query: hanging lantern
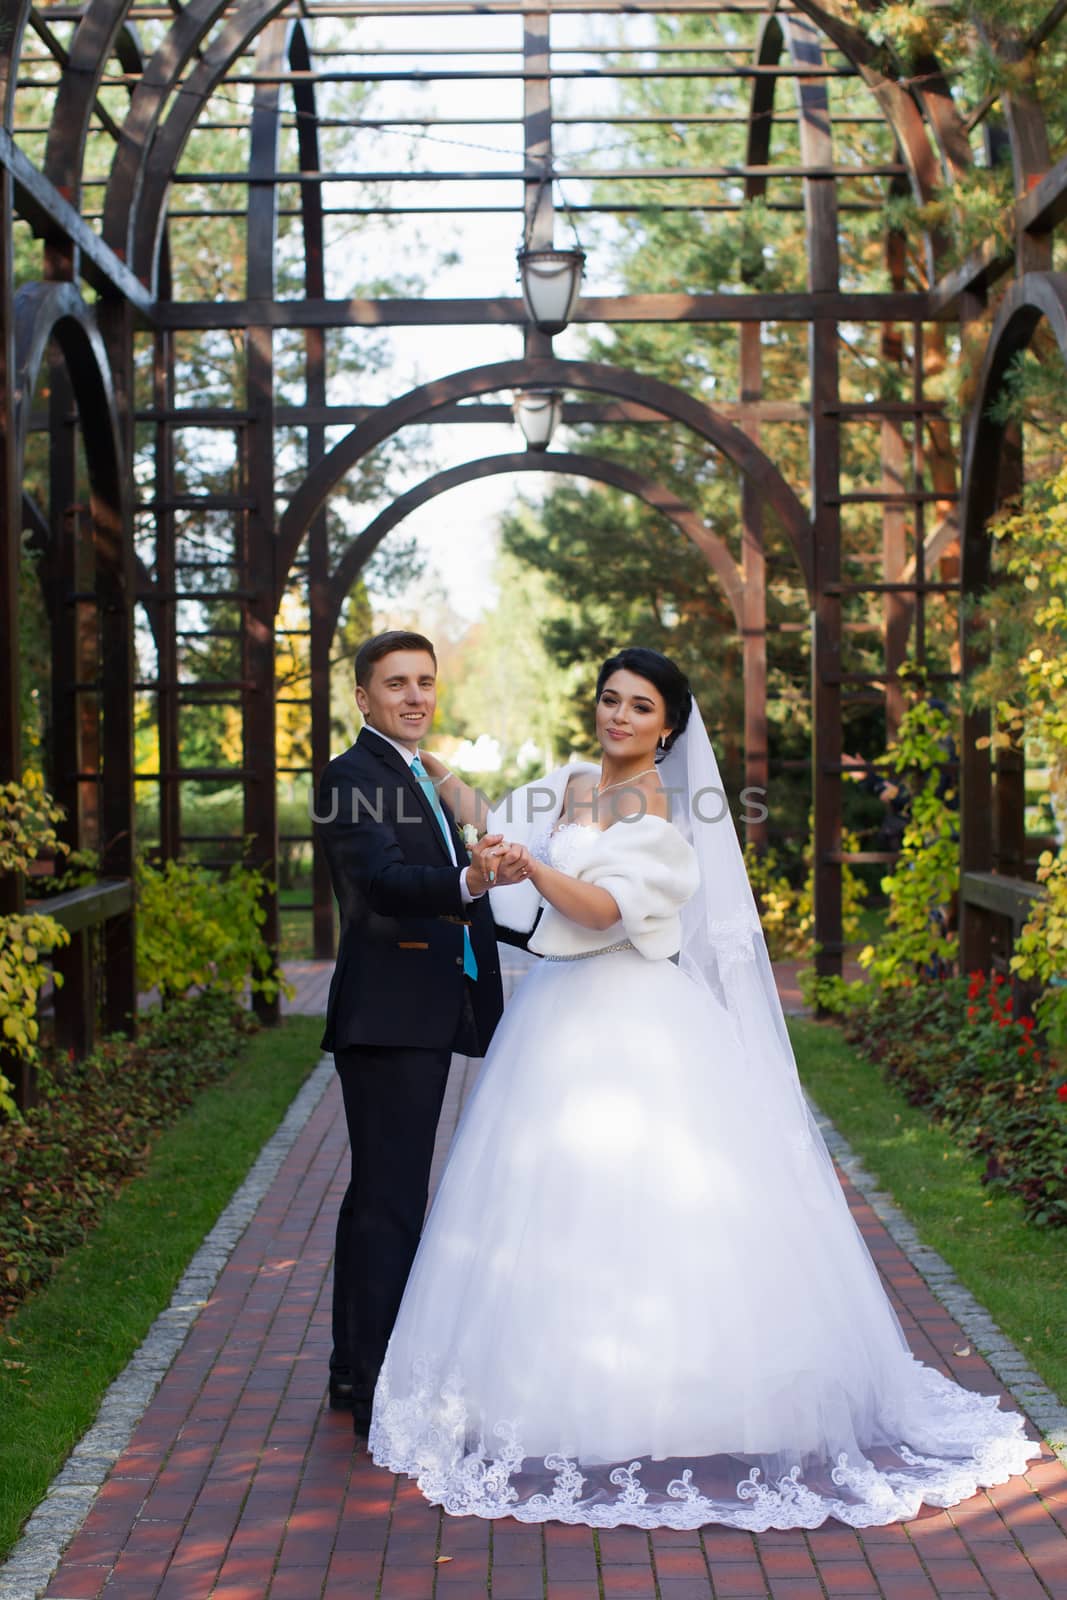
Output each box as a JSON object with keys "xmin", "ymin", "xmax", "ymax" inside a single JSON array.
[
  {"xmin": 512, "ymin": 388, "xmax": 563, "ymax": 451},
  {"xmin": 516, "ymin": 246, "xmax": 585, "ymax": 336}
]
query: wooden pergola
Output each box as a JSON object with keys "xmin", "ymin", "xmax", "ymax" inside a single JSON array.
[{"xmin": 0, "ymin": 0, "xmax": 1061, "ymax": 1094}]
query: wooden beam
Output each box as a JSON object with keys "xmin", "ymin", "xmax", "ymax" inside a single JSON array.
[
  {"xmin": 135, "ymin": 399, "xmax": 812, "ymax": 426},
  {"xmin": 929, "ymin": 236, "xmax": 1014, "ymax": 318},
  {"xmin": 156, "ymin": 291, "xmax": 937, "ymax": 330},
  {"xmin": 961, "ymin": 870, "xmax": 1043, "ymax": 924},
  {"xmin": 43, "ymin": 1, "xmax": 798, "ymax": 13},
  {"xmin": 29, "ymin": 877, "xmax": 134, "ymax": 933},
  {"xmin": 0, "ymin": 128, "xmax": 154, "ymax": 318},
  {"xmin": 930, "ymin": 149, "xmax": 1067, "ymax": 315},
  {"xmin": 1016, "ymin": 144, "xmax": 1067, "ymax": 234},
  {"xmin": 170, "ymin": 163, "xmax": 906, "ymax": 183}
]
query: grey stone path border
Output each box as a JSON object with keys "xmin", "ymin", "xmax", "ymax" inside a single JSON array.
[
  {"xmin": 0, "ymin": 1057, "xmax": 335, "ymax": 1600},
  {"xmin": 809, "ymin": 1098, "xmax": 1067, "ymax": 1466},
  {"xmin": 2, "ymin": 1062, "xmax": 1065, "ymax": 1598}
]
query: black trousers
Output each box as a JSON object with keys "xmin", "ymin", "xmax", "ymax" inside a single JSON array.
[{"xmin": 330, "ymin": 982, "xmax": 482, "ymax": 1401}]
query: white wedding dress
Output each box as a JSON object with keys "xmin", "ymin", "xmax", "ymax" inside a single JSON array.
[{"xmin": 368, "ymin": 768, "xmax": 1040, "ymax": 1529}]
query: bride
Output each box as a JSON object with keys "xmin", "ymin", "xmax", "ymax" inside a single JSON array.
[{"xmin": 367, "ymin": 646, "xmax": 1040, "ymax": 1530}]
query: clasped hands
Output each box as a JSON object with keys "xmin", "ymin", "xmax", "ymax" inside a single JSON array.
[{"xmin": 466, "ymin": 834, "xmax": 533, "ymax": 896}]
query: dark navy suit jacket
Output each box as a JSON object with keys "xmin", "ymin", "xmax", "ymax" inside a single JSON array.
[{"xmin": 315, "ymin": 728, "xmax": 504, "ymax": 1054}]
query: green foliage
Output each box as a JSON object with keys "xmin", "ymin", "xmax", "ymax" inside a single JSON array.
[
  {"xmin": 0, "ymin": 918, "xmax": 70, "ymax": 1119},
  {"xmin": 797, "ymin": 969, "xmax": 868, "ymax": 1016},
  {"xmin": 0, "ymin": 994, "xmax": 253, "ymax": 1325},
  {"xmin": 0, "ymin": 780, "xmax": 72, "ymax": 1116},
  {"xmin": 744, "ymin": 820, "xmax": 867, "ymax": 961},
  {"xmin": 0, "ymin": 777, "xmax": 65, "ymax": 876},
  {"xmin": 136, "ymin": 858, "xmax": 289, "ymax": 1004},
  {"xmin": 36, "ymin": 851, "xmax": 99, "ymax": 899},
  {"xmin": 967, "ymin": 436, "xmax": 1067, "ymax": 1043},
  {"xmin": 858, "ymin": 698, "xmax": 959, "ymax": 986},
  {"xmin": 840, "ymin": 973, "xmax": 1067, "ymax": 1228},
  {"xmin": 1011, "ymin": 850, "xmax": 1067, "ymax": 1049}
]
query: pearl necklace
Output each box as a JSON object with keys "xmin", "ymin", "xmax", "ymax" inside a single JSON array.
[{"xmin": 594, "ymin": 765, "xmax": 658, "ymax": 798}]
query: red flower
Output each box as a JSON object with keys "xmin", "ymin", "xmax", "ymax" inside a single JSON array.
[
  {"xmin": 1058, "ymin": 1084, "xmax": 1067, "ymax": 1102},
  {"xmin": 1021, "ymin": 1017, "xmax": 1035, "ymax": 1034},
  {"xmin": 992, "ymin": 972, "xmax": 1005, "ymax": 987}
]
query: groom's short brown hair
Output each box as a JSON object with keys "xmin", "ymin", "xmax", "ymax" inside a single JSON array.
[{"xmin": 355, "ymin": 629, "xmax": 437, "ymax": 687}]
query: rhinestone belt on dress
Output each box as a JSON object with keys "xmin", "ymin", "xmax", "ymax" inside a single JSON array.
[{"xmin": 541, "ymin": 939, "xmax": 635, "ymax": 962}]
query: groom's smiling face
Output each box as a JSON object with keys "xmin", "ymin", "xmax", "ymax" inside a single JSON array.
[{"xmin": 356, "ymin": 649, "xmax": 437, "ymax": 751}]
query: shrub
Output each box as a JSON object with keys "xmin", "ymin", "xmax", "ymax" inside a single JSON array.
[
  {"xmin": 0, "ymin": 778, "xmax": 71, "ymax": 1115},
  {"xmin": 841, "ymin": 975, "xmax": 1067, "ymax": 1228},
  {"xmin": 137, "ymin": 857, "xmax": 290, "ymax": 1004},
  {"xmin": 1010, "ymin": 849, "xmax": 1067, "ymax": 1052},
  {"xmin": 967, "ymin": 440, "xmax": 1067, "ymax": 1046},
  {"xmin": 857, "ymin": 698, "xmax": 959, "ymax": 988},
  {"xmin": 745, "ymin": 819, "xmax": 866, "ymax": 961},
  {"xmin": 0, "ymin": 993, "xmax": 254, "ymax": 1323}
]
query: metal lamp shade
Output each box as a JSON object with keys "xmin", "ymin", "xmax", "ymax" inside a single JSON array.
[
  {"xmin": 512, "ymin": 388, "xmax": 563, "ymax": 450},
  {"xmin": 517, "ymin": 246, "xmax": 586, "ymax": 335}
]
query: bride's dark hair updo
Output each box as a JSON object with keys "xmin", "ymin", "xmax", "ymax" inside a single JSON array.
[{"xmin": 595, "ymin": 647, "xmax": 692, "ymax": 754}]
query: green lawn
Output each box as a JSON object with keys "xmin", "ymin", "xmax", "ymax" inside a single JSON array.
[
  {"xmin": 789, "ymin": 1015, "xmax": 1067, "ymax": 1409},
  {"xmin": 0, "ymin": 1015, "xmax": 324, "ymax": 1559}
]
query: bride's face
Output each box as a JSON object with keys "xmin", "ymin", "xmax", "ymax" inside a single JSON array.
[{"xmin": 595, "ymin": 670, "xmax": 670, "ymax": 761}]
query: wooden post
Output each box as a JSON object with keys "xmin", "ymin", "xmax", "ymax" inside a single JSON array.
[
  {"xmin": 95, "ymin": 295, "xmax": 138, "ymax": 1036},
  {"xmin": 739, "ymin": 320, "xmax": 768, "ymax": 849},
  {"xmin": 881, "ymin": 215, "xmax": 908, "ymax": 741},
  {"xmin": 523, "ymin": 8, "xmax": 554, "ymax": 362},
  {"xmin": 958, "ymin": 282, "xmax": 993, "ymax": 973},
  {"xmin": 154, "ymin": 297, "xmax": 181, "ymax": 864},
  {"xmin": 0, "ymin": 161, "xmax": 31, "ymax": 1107},
  {"xmin": 48, "ymin": 366, "xmax": 96, "ymax": 1058},
  {"xmin": 792, "ymin": 15, "xmax": 844, "ymax": 982},
  {"xmin": 290, "ymin": 32, "xmax": 335, "ymax": 962},
  {"xmin": 243, "ymin": 21, "xmax": 285, "ymax": 1022}
]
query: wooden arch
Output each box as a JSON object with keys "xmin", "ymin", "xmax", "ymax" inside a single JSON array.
[
  {"xmin": 277, "ymin": 359, "xmax": 816, "ymax": 613},
  {"xmin": 324, "ymin": 451, "xmax": 747, "ymax": 641},
  {"xmin": 957, "ymin": 271, "xmax": 1067, "ymax": 969},
  {"xmin": 960, "ymin": 272, "xmax": 1067, "ymax": 564},
  {"xmin": 10, "ymin": 279, "xmax": 135, "ymax": 1030},
  {"xmin": 12, "ymin": 282, "xmax": 126, "ymax": 539}
]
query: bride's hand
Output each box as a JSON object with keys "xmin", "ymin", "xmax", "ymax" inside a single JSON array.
[
  {"xmin": 418, "ymin": 750, "xmax": 447, "ymax": 780},
  {"xmin": 489, "ymin": 841, "xmax": 533, "ymax": 888}
]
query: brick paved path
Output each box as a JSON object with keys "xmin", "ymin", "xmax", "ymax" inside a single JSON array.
[{"xmin": 41, "ymin": 955, "xmax": 1067, "ymax": 1600}]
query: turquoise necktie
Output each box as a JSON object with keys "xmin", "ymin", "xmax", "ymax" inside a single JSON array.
[{"xmin": 410, "ymin": 754, "xmax": 478, "ymax": 981}]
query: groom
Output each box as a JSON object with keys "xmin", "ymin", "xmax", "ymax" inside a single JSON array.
[{"xmin": 315, "ymin": 628, "xmax": 524, "ymax": 1436}]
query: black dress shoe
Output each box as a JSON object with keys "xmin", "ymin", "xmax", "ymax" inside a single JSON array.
[
  {"xmin": 352, "ymin": 1398, "xmax": 372, "ymax": 1439},
  {"xmin": 328, "ymin": 1376, "xmax": 354, "ymax": 1410}
]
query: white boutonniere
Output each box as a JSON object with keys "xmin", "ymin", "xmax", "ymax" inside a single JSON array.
[{"xmin": 461, "ymin": 823, "xmax": 480, "ymax": 854}]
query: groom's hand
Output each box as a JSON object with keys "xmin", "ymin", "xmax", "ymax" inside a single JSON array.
[
  {"xmin": 490, "ymin": 843, "xmax": 532, "ymax": 887},
  {"xmin": 466, "ymin": 833, "xmax": 505, "ymax": 897}
]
